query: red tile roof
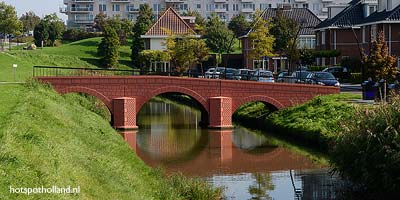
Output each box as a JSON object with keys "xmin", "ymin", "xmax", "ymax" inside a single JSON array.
[{"xmin": 144, "ymin": 7, "xmax": 196, "ymax": 36}]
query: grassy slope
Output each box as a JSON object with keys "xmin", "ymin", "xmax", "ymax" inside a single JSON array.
[
  {"xmin": 0, "ymin": 83, "xmax": 219, "ymax": 199},
  {"xmin": 234, "ymin": 93, "xmax": 361, "ymax": 151},
  {"xmin": 0, "ymin": 38, "xmax": 133, "ymax": 82}
]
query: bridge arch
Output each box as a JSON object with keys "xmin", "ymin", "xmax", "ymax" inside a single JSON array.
[
  {"xmin": 137, "ymin": 86, "xmax": 210, "ymax": 126},
  {"xmin": 138, "ymin": 86, "xmax": 209, "ymax": 114},
  {"xmin": 232, "ymin": 95, "xmax": 284, "ymax": 114},
  {"xmin": 60, "ymin": 86, "xmax": 113, "ymax": 112}
]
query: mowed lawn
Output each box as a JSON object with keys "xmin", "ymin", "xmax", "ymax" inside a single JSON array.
[{"xmin": 0, "ymin": 38, "xmax": 133, "ymax": 82}]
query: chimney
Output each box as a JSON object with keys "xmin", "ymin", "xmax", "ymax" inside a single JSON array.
[
  {"xmin": 328, "ymin": 4, "xmax": 347, "ymax": 19},
  {"xmin": 181, "ymin": 16, "xmax": 196, "ymax": 29}
]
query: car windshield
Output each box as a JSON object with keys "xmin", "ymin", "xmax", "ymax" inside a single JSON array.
[
  {"xmin": 240, "ymin": 70, "xmax": 248, "ymax": 75},
  {"xmin": 207, "ymin": 68, "xmax": 215, "ymax": 73},
  {"xmin": 259, "ymin": 71, "xmax": 272, "ymax": 77},
  {"xmin": 278, "ymin": 72, "xmax": 288, "ymax": 77},
  {"xmin": 226, "ymin": 68, "xmax": 236, "ymax": 73},
  {"xmin": 216, "ymin": 67, "xmax": 225, "ymax": 72},
  {"xmin": 314, "ymin": 72, "xmax": 335, "ymax": 79},
  {"xmin": 294, "ymin": 72, "xmax": 310, "ymax": 79}
]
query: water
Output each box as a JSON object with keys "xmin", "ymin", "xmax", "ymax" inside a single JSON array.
[{"xmin": 120, "ymin": 99, "xmax": 344, "ymax": 199}]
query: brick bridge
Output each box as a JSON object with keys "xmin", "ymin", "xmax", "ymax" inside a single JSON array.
[{"xmin": 37, "ymin": 76, "xmax": 339, "ymax": 129}]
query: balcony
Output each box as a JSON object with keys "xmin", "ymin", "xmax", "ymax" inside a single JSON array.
[
  {"xmin": 321, "ymin": 0, "xmax": 333, "ymax": 2},
  {"xmin": 241, "ymin": 8, "xmax": 254, "ymax": 13},
  {"xmin": 75, "ymin": 19, "xmax": 94, "ymax": 24},
  {"xmin": 61, "ymin": 7, "xmax": 93, "ymax": 13},
  {"xmin": 322, "ymin": 7, "xmax": 328, "ymax": 12},
  {"xmin": 241, "ymin": 0, "xmax": 254, "ymax": 2},
  {"xmin": 294, "ymin": 0, "xmax": 307, "ymax": 2},
  {"xmin": 214, "ymin": 8, "xmax": 227, "ymax": 13},
  {"xmin": 214, "ymin": 0, "xmax": 226, "ymax": 3},
  {"xmin": 165, "ymin": 0, "xmax": 185, "ymax": 3},
  {"xmin": 127, "ymin": 7, "xmax": 139, "ymax": 13},
  {"xmin": 111, "ymin": 0, "xmax": 130, "ymax": 3},
  {"xmin": 74, "ymin": 0, "xmax": 94, "ymax": 2}
]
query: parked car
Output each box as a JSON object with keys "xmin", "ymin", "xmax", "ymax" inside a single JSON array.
[
  {"xmin": 225, "ymin": 68, "xmax": 239, "ymax": 80},
  {"xmin": 250, "ymin": 69, "xmax": 275, "ymax": 83},
  {"xmin": 322, "ymin": 66, "xmax": 350, "ymax": 80},
  {"xmin": 238, "ymin": 69, "xmax": 250, "ymax": 80},
  {"xmin": 306, "ymin": 72, "xmax": 340, "ymax": 87},
  {"xmin": 291, "ymin": 71, "xmax": 311, "ymax": 83},
  {"xmin": 276, "ymin": 71, "xmax": 289, "ymax": 82},
  {"xmin": 205, "ymin": 68, "xmax": 219, "ymax": 78}
]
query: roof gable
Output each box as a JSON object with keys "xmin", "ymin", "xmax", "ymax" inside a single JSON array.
[
  {"xmin": 316, "ymin": 0, "xmax": 364, "ymax": 29},
  {"xmin": 361, "ymin": 3, "xmax": 400, "ymax": 24},
  {"xmin": 144, "ymin": 7, "xmax": 196, "ymax": 36}
]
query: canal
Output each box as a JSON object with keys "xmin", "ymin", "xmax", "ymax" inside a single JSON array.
[{"xmin": 120, "ymin": 98, "xmax": 344, "ymax": 199}]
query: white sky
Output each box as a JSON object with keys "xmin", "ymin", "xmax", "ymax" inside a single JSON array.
[{"xmin": 2, "ymin": 0, "xmax": 67, "ymax": 21}]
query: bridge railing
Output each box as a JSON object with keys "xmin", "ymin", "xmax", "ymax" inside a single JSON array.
[{"xmin": 32, "ymin": 66, "xmax": 336, "ymax": 86}]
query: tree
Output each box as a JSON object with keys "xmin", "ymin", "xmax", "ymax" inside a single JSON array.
[
  {"xmin": 203, "ymin": 13, "xmax": 235, "ymax": 66},
  {"xmin": 363, "ymin": 31, "xmax": 397, "ymax": 81},
  {"xmin": 131, "ymin": 4, "xmax": 153, "ymax": 67},
  {"xmin": 0, "ymin": 2, "xmax": 23, "ymax": 50},
  {"xmin": 270, "ymin": 10, "xmax": 300, "ymax": 71},
  {"xmin": 33, "ymin": 21, "xmax": 49, "ymax": 47},
  {"xmin": 248, "ymin": 13, "xmax": 275, "ymax": 69},
  {"xmin": 19, "ymin": 11, "xmax": 40, "ymax": 33},
  {"xmin": 107, "ymin": 17, "xmax": 133, "ymax": 45},
  {"xmin": 43, "ymin": 13, "xmax": 65, "ymax": 46},
  {"xmin": 228, "ymin": 14, "xmax": 250, "ymax": 38},
  {"xmin": 139, "ymin": 50, "xmax": 170, "ymax": 70},
  {"xmin": 98, "ymin": 26, "xmax": 120, "ymax": 68},
  {"xmin": 94, "ymin": 12, "xmax": 107, "ymax": 32},
  {"xmin": 164, "ymin": 30, "xmax": 209, "ymax": 74}
]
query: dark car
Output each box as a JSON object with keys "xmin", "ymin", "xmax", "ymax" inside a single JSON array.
[
  {"xmin": 276, "ymin": 71, "xmax": 289, "ymax": 82},
  {"xmin": 224, "ymin": 68, "xmax": 239, "ymax": 80},
  {"xmin": 291, "ymin": 71, "xmax": 311, "ymax": 83},
  {"xmin": 306, "ymin": 72, "xmax": 340, "ymax": 87},
  {"xmin": 322, "ymin": 66, "xmax": 351, "ymax": 79}
]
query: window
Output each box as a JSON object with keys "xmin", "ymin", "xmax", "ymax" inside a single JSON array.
[
  {"xmin": 112, "ymin": 4, "xmax": 120, "ymax": 12},
  {"xmin": 197, "ymin": 4, "xmax": 201, "ymax": 9},
  {"xmin": 371, "ymin": 24, "xmax": 377, "ymax": 41},
  {"xmin": 321, "ymin": 31, "xmax": 326, "ymax": 45}
]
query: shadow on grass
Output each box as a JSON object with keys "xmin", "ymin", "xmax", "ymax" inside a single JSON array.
[
  {"xmin": 119, "ymin": 60, "xmax": 135, "ymax": 69},
  {"xmin": 70, "ymin": 40, "xmax": 100, "ymax": 47},
  {"xmin": 80, "ymin": 58, "xmax": 102, "ymax": 68},
  {"xmin": 84, "ymin": 50, "xmax": 99, "ymax": 57}
]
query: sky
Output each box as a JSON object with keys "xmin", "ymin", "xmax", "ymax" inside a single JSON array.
[{"xmin": 2, "ymin": 0, "xmax": 67, "ymax": 21}]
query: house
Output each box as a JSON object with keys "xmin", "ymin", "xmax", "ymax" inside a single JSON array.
[
  {"xmin": 315, "ymin": 0, "xmax": 400, "ymax": 70},
  {"xmin": 141, "ymin": 7, "xmax": 199, "ymax": 71},
  {"xmin": 241, "ymin": 6, "xmax": 321, "ymax": 72},
  {"xmin": 142, "ymin": 7, "xmax": 199, "ymax": 50}
]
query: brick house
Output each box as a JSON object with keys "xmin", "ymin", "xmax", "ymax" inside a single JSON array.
[
  {"xmin": 315, "ymin": 0, "xmax": 400, "ymax": 70},
  {"xmin": 241, "ymin": 6, "xmax": 321, "ymax": 72}
]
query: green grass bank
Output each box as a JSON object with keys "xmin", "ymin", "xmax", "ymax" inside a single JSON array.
[
  {"xmin": 233, "ymin": 93, "xmax": 361, "ymax": 151},
  {"xmin": 0, "ymin": 38, "xmax": 133, "ymax": 82},
  {"xmin": 0, "ymin": 82, "xmax": 221, "ymax": 200}
]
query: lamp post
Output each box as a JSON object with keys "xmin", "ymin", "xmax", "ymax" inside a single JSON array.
[
  {"xmin": 13, "ymin": 64, "xmax": 17, "ymax": 82},
  {"xmin": 345, "ymin": 20, "xmax": 366, "ymax": 81}
]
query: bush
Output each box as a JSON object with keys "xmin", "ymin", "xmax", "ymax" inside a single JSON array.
[
  {"xmin": 62, "ymin": 29, "xmax": 103, "ymax": 42},
  {"xmin": 331, "ymin": 96, "xmax": 400, "ymax": 195},
  {"xmin": 340, "ymin": 57, "xmax": 362, "ymax": 73}
]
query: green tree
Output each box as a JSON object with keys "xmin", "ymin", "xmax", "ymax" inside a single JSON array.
[
  {"xmin": 98, "ymin": 26, "xmax": 120, "ymax": 68},
  {"xmin": 270, "ymin": 10, "xmax": 300, "ymax": 71},
  {"xmin": 131, "ymin": 4, "xmax": 153, "ymax": 68},
  {"xmin": 248, "ymin": 12, "xmax": 275, "ymax": 68},
  {"xmin": 107, "ymin": 17, "xmax": 133, "ymax": 45},
  {"xmin": 139, "ymin": 50, "xmax": 170, "ymax": 70},
  {"xmin": 19, "ymin": 11, "xmax": 40, "ymax": 34},
  {"xmin": 248, "ymin": 173, "xmax": 274, "ymax": 199},
  {"xmin": 363, "ymin": 31, "xmax": 397, "ymax": 81},
  {"xmin": 203, "ymin": 13, "xmax": 235, "ymax": 66},
  {"xmin": 33, "ymin": 20, "xmax": 49, "ymax": 47},
  {"xmin": 0, "ymin": 2, "xmax": 23, "ymax": 50},
  {"xmin": 43, "ymin": 13, "xmax": 65, "ymax": 46},
  {"xmin": 94, "ymin": 12, "xmax": 107, "ymax": 32},
  {"xmin": 228, "ymin": 14, "xmax": 250, "ymax": 38}
]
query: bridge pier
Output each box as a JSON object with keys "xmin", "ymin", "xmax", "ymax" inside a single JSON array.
[
  {"xmin": 113, "ymin": 97, "xmax": 138, "ymax": 130},
  {"xmin": 209, "ymin": 97, "xmax": 233, "ymax": 129}
]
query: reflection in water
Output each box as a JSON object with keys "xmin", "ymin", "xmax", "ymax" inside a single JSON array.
[{"xmin": 120, "ymin": 99, "xmax": 343, "ymax": 199}]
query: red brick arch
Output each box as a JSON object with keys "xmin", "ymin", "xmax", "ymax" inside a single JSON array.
[
  {"xmin": 137, "ymin": 86, "xmax": 209, "ymax": 114},
  {"xmin": 60, "ymin": 86, "xmax": 112, "ymax": 112},
  {"xmin": 233, "ymin": 95, "xmax": 284, "ymax": 114}
]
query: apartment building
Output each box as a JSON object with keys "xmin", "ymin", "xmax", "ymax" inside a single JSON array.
[{"xmin": 61, "ymin": 0, "xmax": 351, "ymax": 29}]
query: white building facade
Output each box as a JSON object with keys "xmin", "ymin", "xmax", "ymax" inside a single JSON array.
[{"xmin": 61, "ymin": 0, "xmax": 351, "ymax": 29}]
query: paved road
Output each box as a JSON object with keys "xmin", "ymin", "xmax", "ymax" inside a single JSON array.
[{"xmin": 341, "ymin": 83, "xmax": 361, "ymax": 93}]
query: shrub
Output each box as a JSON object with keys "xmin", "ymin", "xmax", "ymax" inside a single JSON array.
[
  {"xmin": 97, "ymin": 26, "xmax": 120, "ymax": 68},
  {"xmin": 62, "ymin": 29, "xmax": 103, "ymax": 42},
  {"xmin": 331, "ymin": 96, "xmax": 400, "ymax": 195}
]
